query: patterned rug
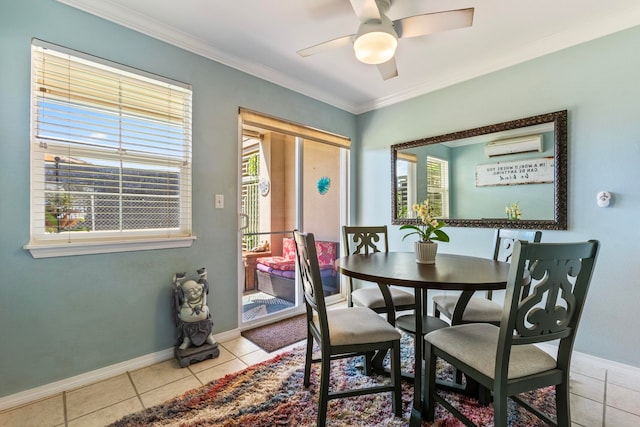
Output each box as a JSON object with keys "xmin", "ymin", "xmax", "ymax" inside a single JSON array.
[{"xmin": 110, "ymin": 334, "xmax": 555, "ymax": 426}]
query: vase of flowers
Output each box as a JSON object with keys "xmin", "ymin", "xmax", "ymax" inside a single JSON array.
[
  {"xmin": 400, "ymin": 200, "xmax": 449, "ymax": 264},
  {"xmin": 506, "ymin": 202, "xmax": 522, "ymax": 220}
]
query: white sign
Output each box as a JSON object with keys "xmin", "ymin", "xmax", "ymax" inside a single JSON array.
[{"xmin": 475, "ymin": 157, "xmax": 554, "ymax": 187}]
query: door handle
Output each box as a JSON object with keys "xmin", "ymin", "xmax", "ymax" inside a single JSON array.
[{"xmin": 239, "ymin": 213, "xmax": 249, "ymax": 230}]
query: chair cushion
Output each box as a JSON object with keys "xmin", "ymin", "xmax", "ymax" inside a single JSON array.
[
  {"xmin": 425, "ymin": 323, "xmax": 557, "ymax": 379},
  {"xmin": 256, "ymin": 263, "xmax": 297, "ymax": 278},
  {"xmin": 260, "ymin": 238, "xmax": 337, "ymax": 270},
  {"xmin": 257, "ymin": 256, "xmax": 297, "ymax": 271},
  {"xmin": 433, "ymin": 294, "xmax": 503, "ymax": 323},
  {"xmin": 315, "ymin": 240, "xmax": 338, "ymax": 266},
  {"xmin": 313, "ymin": 307, "xmax": 401, "ymax": 346},
  {"xmin": 282, "ymin": 237, "xmax": 296, "ymax": 260},
  {"xmin": 352, "ymin": 287, "xmax": 415, "ymax": 309},
  {"xmin": 257, "ymin": 256, "xmax": 333, "ymax": 271}
]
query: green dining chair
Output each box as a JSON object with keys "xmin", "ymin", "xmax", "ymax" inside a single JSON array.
[
  {"xmin": 424, "ymin": 239, "xmax": 600, "ymax": 427},
  {"xmin": 343, "ymin": 225, "xmax": 415, "ymax": 325},
  {"xmin": 432, "ymin": 229, "xmax": 542, "ymax": 326},
  {"xmin": 293, "ymin": 230, "xmax": 402, "ymax": 427}
]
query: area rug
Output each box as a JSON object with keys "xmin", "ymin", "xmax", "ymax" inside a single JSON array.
[
  {"xmin": 110, "ymin": 334, "xmax": 555, "ymax": 426},
  {"xmin": 241, "ymin": 314, "xmax": 307, "ymax": 352}
]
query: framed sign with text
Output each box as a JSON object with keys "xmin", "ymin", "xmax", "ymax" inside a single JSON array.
[{"xmin": 475, "ymin": 157, "xmax": 554, "ymax": 187}]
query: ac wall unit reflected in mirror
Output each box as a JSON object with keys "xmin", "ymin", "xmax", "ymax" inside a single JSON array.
[
  {"xmin": 391, "ymin": 110, "xmax": 567, "ymax": 230},
  {"xmin": 485, "ymin": 134, "xmax": 543, "ymax": 157}
]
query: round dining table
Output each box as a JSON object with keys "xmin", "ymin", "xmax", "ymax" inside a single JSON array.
[{"xmin": 335, "ymin": 252, "xmax": 511, "ymax": 426}]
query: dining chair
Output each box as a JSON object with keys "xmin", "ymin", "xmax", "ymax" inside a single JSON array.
[
  {"xmin": 424, "ymin": 239, "xmax": 600, "ymax": 427},
  {"xmin": 432, "ymin": 229, "xmax": 542, "ymax": 326},
  {"xmin": 342, "ymin": 225, "xmax": 415, "ymax": 325},
  {"xmin": 293, "ymin": 230, "xmax": 402, "ymax": 427}
]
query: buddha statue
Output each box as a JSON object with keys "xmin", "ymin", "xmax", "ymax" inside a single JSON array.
[{"xmin": 172, "ymin": 268, "xmax": 217, "ymax": 350}]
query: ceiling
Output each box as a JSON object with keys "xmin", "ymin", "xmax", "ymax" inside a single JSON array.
[{"xmin": 59, "ymin": 0, "xmax": 640, "ymax": 114}]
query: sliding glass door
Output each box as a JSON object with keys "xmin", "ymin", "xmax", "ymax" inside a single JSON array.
[{"xmin": 239, "ymin": 111, "xmax": 349, "ymax": 328}]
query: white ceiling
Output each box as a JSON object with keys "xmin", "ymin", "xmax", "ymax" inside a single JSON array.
[{"xmin": 59, "ymin": 0, "xmax": 640, "ymax": 114}]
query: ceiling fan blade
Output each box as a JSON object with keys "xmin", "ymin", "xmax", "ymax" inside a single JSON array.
[
  {"xmin": 394, "ymin": 8, "xmax": 474, "ymax": 39},
  {"xmin": 377, "ymin": 56, "xmax": 398, "ymax": 80},
  {"xmin": 349, "ymin": 0, "xmax": 382, "ymax": 22},
  {"xmin": 297, "ymin": 35, "xmax": 354, "ymax": 57}
]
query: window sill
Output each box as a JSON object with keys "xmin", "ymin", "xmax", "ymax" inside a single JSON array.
[{"xmin": 24, "ymin": 236, "xmax": 197, "ymax": 258}]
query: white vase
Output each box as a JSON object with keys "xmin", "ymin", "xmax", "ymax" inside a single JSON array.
[{"xmin": 414, "ymin": 241, "xmax": 437, "ymax": 264}]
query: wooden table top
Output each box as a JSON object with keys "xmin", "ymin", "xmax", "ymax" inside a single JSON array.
[{"xmin": 335, "ymin": 252, "xmax": 510, "ymax": 290}]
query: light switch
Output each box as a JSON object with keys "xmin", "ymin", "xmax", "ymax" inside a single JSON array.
[{"xmin": 215, "ymin": 194, "xmax": 224, "ymax": 209}]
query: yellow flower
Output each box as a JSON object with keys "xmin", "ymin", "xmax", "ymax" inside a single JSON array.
[
  {"xmin": 506, "ymin": 202, "xmax": 522, "ymax": 220},
  {"xmin": 399, "ymin": 200, "xmax": 450, "ymax": 243}
]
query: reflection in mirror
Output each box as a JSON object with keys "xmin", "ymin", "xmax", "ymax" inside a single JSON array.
[{"xmin": 391, "ymin": 111, "xmax": 567, "ymax": 230}]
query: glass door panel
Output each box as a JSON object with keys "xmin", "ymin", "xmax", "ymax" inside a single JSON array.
[
  {"xmin": 301, "ymin": 139, "xmax": 345, "ymax": 301},
  {"xmin": 240, "ymin": 133, "xmax": 299, "ymax": 325}
]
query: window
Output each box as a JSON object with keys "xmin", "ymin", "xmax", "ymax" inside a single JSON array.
[
  {"xmin": 25, "ymin": 40, "xmax": 194, "ymax": 258},
  {"xmin": 426, "ymin": 156, "xmax": 449, "ymax": 218},
  {"xmin": 396, "ymin": 152, "xmax": 417, "ymax": 218}
]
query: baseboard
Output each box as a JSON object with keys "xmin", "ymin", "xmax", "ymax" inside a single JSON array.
[
  {"xmin": 0, "ymin": 328, "xmax": 240, "ymax": 411},
  {"xmin": 537, "ymin": 342, "xmax": 640, "ymax": 375}
]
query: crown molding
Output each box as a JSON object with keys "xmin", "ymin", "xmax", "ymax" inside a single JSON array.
[{"xmin": 56, "ymin": 0, "xmax": 356, "ymax": 113}]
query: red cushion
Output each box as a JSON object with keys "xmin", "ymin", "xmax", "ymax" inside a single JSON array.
[
  {"xmin": 259, "ymin": 238, "xmax": 337, "ymax": 271},
  {"xmin": 258, "ymin": 256, "xmax": 295, "ymax": 271},
  {"xmin": 257, "ymin": 237, "xmax": 338, "ymax": 271},
  {"xmin": 282, "ymin": 237, "xmax": 296, "ymax": 260},
  {"xmin": 315, "ymin": 241, "xmax": 337, "ymax": 267}
]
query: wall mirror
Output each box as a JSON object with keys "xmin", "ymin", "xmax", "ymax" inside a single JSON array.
[{"xmin": 391, "ymin": 110, "xmax": 567, "ymax": 229}]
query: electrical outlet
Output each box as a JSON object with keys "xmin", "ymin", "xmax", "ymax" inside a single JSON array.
[{"xmin": 215, "ymin": 194, "xmax": 224, "ymax": 209}]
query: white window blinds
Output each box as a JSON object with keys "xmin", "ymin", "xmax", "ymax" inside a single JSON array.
[{"xmin": 27, "ymin": 41, "xmax": 193, "ymax": 256}]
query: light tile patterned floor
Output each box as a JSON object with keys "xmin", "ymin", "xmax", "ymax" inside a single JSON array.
[
  {"xmin": 1, "ymin": 335, "xmax": 639, "ymax": 426},
  {"xmin": 0, "ymin": 335, "xmax": 300, "ymax": 427}
]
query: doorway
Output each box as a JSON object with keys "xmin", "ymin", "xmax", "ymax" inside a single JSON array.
[{"xmin": 238, "ymin": 110, "xmax": 349, "ymax": 328}]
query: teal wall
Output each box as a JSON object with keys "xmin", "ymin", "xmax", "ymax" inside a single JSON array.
[
  {"xmin": 0, "ymin": 0, "xmax": 355, "ymax": 397},
  {"xmin": 355, "ymin": 25, "xmax": 640, "ymax": 367}
]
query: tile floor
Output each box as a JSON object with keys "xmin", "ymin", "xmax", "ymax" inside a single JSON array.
[
  {"xmin": 0, "ymin": 335, "xmax": 300, "ymax": 427},
  {"xmin": 568, "ymin": 352, "xmax": 640, "ymax": 427},
  {"xmin": 1, "ymin": 334, "xmax": 640, "ymax": 426}
]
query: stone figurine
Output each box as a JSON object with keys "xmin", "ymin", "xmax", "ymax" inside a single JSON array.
[{"xmin": 172, "ymin": 268, "xmax": 217, "ymax": 350}]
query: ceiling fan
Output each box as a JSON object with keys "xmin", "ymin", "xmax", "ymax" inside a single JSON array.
[{"xmin": 297, "ymin": 0, "xmax": 474, "ymax": 80}]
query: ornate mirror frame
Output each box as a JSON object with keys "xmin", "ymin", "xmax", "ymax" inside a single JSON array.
[{"xmin": 391, "ymin": 110, "xmax": 567, "ymax": 230}]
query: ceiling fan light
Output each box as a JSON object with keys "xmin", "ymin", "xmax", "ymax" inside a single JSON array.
[{"xmin": 354, "ymin": 31, "xmax": 397, "ymax": 65}]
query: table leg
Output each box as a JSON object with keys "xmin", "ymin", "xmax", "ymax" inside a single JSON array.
[{"xmin": 409, "ymin": 288, "xmax": 423, "ymax": 427}]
